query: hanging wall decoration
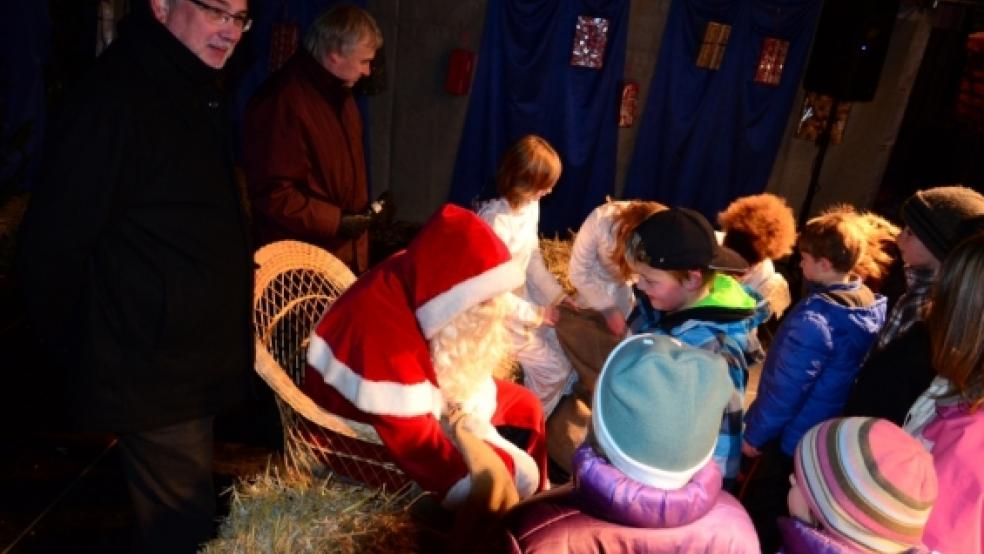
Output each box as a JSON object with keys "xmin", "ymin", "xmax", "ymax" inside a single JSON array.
[
  {"xmin": 619, "ymin": 81, "xmax": 640, "ymax": 127},
  {"xmin": 696, "ymin": 22, "xmax": 731, "ymax": 70},
  {"xmin": 955, "ymin": 31, "xmax": 984, "ymax": 131},
  {"xmin": 754, "ymin": 38, "xmax": 789, "ymax": 86},
  {"xmin": 570, "ymin": 16, "xmax": 610, "ymax": 69},
  {"xmin": 445, "ymin": 48, "xmax": 477, "ymax": 96},
  {"xmin": 795, "ymin": 92, "xmax": 852, "ymax": 145}
]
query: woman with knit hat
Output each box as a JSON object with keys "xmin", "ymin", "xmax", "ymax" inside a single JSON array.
[
  {"xmin": 846, "ymin": 185, "xmax": 984, "ymax": 425},
  {"xmin": 496, "ymin": 334, "xmax": 760, "ymax": 553},
  {"xmin": 903, "ymin": 231, "xmax": 984, "ymax": 554},
  {"xmin": 782, "ymin": 417, "xmax": 938, "ymax": 553}
]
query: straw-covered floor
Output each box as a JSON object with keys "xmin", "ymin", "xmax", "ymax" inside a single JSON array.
[{"xmin": 202, "ymin": 467, "xmax": 423, "ymax": 553}]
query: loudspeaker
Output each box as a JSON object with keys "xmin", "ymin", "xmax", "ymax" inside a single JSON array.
[{"xmin": 803, "ymin": 0, "xmax": 900, "ymax": 101}]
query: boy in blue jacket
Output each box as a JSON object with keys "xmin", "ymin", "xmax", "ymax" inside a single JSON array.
[
  {"xmin": 740, "ymin": 206, "xmax": 888, "ymax": 553},
  {"xmin": 626, "ymin": 207, "xmax": 769, "ymax": 490}
]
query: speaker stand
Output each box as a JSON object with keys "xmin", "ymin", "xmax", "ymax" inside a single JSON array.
[{"xmin": 798, "ymin": 97, "xmax": 841, "ymax": 227}]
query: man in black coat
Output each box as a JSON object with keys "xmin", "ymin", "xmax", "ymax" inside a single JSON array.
[{"xmin": 18, "ymin": 0, "xmax": 253, "ymax": 551}]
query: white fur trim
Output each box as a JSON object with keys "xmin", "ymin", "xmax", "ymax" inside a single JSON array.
[
  {"xmin": 416, "ymin": 260, "xmax": 525, "ymax": 339},
  {"xmin": 438, "ymin": 380, "xmax": 539, "ymax": 506},
  {"xmin": 452, "ymin": 377, "xmax": 498, "ymax": 422},
  {"xmin": 307, "ymin": 334, "xmax": 443, "ymax": 418},
  {"xmin": 450, "ymin": 380, "xmax": 539, "ymax": 497},
  {"xmin": 477, "ymin": 421, "xmax": 540, "ymax": 497},
  {"xmin": 439, "ymin": 414, "xmax": 540, "ymax": 508},
  {"xmin": 592, "ymin": 334, "xmax": 711, "ymax": 490}
]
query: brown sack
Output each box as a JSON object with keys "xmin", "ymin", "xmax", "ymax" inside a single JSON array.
[{"xmin": 547, "ymin": 305, "xmax": 624, "ymax": 474}]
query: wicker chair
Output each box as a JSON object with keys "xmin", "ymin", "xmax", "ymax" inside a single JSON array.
[{"xmin": 252, "ymin": 240, "xmax": 410, "ymax": 490}]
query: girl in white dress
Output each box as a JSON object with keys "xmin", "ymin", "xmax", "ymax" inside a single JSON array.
[{"xmin": 476, "ymin": 135, "xmax": 574, "ymax": 416}]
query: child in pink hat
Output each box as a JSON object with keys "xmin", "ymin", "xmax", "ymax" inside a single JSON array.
[{"xmin": 782, "ymin": 417, "xmax": 938, "ymax": 553}]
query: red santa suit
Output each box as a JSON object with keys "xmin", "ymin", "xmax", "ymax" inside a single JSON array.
[{"xmin": 304, "ymin": 204, "xmax": 548, "ymax": 506}]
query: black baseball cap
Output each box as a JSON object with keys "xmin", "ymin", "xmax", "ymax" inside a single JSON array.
[{"xmin": 632, "ymin": 207, "xmax": 749, "ymax": 272}]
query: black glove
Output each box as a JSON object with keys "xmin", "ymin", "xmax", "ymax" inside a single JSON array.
[{"xmin": 338, "ymin": 213, "xmax": 372, "ymax": 238}]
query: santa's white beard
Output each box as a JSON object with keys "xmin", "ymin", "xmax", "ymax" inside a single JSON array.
[{"xmin": 430, "ymin": 295, "xmax": 512, "ymax": 407}]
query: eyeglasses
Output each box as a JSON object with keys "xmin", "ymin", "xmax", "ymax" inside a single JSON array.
[{"xmin": 185, "ymin": 0, "xmax": 252, "ymax": 32}]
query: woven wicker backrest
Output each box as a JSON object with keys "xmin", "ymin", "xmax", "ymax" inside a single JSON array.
[
  {"xmin": 254, "ymin": 240, "xmax": 354, "ymax": 386},
  {"xmin": 252, "ymin": 240, "xmax": 409, "ymax": 489}
]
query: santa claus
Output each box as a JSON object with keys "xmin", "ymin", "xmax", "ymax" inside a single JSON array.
[{"xmin": 304, "ymin": 204, "xmax": 547, "ymax": 508}]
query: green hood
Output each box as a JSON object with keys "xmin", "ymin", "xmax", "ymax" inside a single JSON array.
[{"xmin": 690, "ymin": 273, "xmax": 757, "ymax": 311}]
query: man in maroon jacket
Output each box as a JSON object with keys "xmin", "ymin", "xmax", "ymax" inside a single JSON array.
[{"xmin": 244, "ymin": 4, "xmax": 382, "ymax": 273}]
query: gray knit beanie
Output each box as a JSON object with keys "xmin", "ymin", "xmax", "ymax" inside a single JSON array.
[
  {"xmin": 901, "ymin": 185, "xmax": 984, "ymax": 261},
  {"xmin": 591, "ymin": 334, "xmax": 734, "ymax": 490}
]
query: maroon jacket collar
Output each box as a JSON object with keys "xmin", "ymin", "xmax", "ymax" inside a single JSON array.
[{"xmin": 289, "ymin": 48, "xmax": 351, "ymax": 106}]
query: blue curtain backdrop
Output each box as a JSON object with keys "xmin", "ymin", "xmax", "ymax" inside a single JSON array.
[
  {"xmin": 448, "ymin": 0, "xmax": 629, "ymax": 236},
  {"xmin": 0, "ymin": 0, "xmax": 49, "ymax": 191},
  {"xmin": 624, "ymin": 0, "xmax": 821, "ymax": 221}
]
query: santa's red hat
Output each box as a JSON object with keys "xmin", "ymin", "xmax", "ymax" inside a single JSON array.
[{"xmin": 406, "ymin": 204, "xmax": 525, "ymax": 338}]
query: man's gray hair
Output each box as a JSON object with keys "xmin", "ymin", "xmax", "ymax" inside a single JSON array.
[{"xmin": 304, "ymin": 4, "xmax": 382, "ymax": 60}]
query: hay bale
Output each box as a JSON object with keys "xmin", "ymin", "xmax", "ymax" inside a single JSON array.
[
  {"xmin": 202, "ymin": 467, "xmax": 423, "ymax": 554},
  {"xmin": 539, "ymin": 233, "xmax": 576, "ymax": 297}
]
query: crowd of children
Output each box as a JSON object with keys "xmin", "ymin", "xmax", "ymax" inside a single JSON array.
[{"xmin": 302, "ymin": 133, "xmax": 984, "ymax": 553}]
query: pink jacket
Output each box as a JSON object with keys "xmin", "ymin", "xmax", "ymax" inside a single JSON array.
[{"xmin": 921, "ymin": 404, "xmax": 984, "ymax": 554}]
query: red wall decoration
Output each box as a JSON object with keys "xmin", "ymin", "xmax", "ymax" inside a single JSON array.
[
  {"xmin": 619, "ymin": 81, "xmax": 639, "ymax": 128},
  {"xmin": 445, "ymin": 48, "xmax": 476, "ymax": 96},
  {"xmin": 754, "ymin": 38, "xmax": 789, "ymax": 86}
]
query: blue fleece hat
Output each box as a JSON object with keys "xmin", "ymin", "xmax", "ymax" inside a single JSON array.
[{"xmin": 592, "ymin": 334, "xmax": 734, "ymax": 489}]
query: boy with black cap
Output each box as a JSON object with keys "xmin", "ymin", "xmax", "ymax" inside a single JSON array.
[
  {"xmin": 625, "ymin": 207, "xmax": 769, "ymax": 490},
  {"xmin": 845, "ymin": 185, "xmax": 984, "ymax": 424}
]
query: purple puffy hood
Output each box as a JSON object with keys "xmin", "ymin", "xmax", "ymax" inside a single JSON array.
[{"xmin": 573, "ymin": 444, "xmax": 722, "ymax": 529}]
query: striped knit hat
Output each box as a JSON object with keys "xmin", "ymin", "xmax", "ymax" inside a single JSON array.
[{"xmin": 793, "ymin": 417, "xmax": 938, "ymax": 552}]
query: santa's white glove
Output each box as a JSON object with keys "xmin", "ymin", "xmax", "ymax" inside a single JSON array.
[{"xmin": 446, "ymin": 409, "xmax": 520, "ymax": 515}]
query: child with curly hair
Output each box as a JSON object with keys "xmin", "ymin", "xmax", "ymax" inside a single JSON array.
[{"xmin": 717, "ymin": 193, "xmax": 797, "ymax": 319}]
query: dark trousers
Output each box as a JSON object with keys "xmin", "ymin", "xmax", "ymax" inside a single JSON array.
[
  {"xmin": 739, "ymin": 440, "xmax": 793, "ymax": 554},
  {"xmin": 117, "ymin": 416, "xmax": 216, "ymax": 554}
]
